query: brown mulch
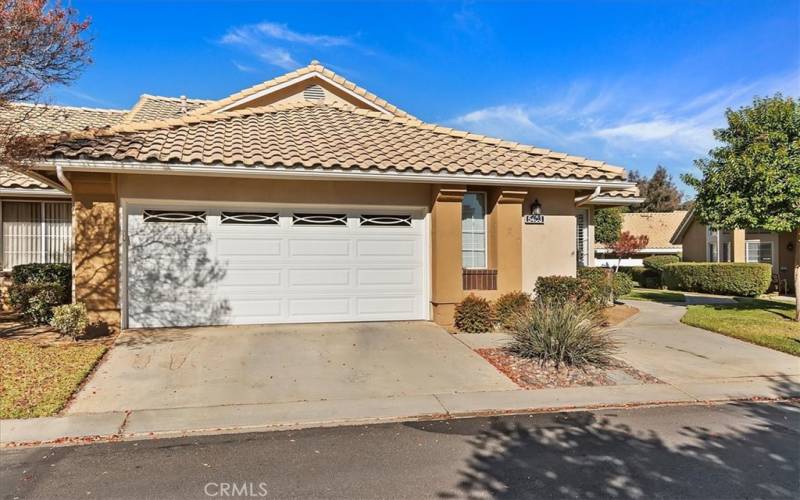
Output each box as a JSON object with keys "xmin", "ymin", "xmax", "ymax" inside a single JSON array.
[
  {"xmin": 602, "ymin": 304, "xmax": 639, "ymax": 327},
  {"xmin": 476, "ymin": 347, "xmax": 661, "ymax": 389}
]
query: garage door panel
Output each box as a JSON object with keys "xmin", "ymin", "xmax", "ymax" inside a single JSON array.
[
  {"xmin": 216, "ymin": 238, "xmax": 282, "ymax": 257},
  {"xmin": 289, "ymin": 239, "xmax": 350, "ymax": 257},
  {"xmin": 288, "ymin": 268, "xmax": 351, "ymax": 287},
  {"xmin": 357, "ymin": 268, "xmax": 417, "ymax": 286},
  {"xmin": 356, "ymin": 296, "xmax": 418, "ymax": 315},
  {"xmin": 127, "ymin": 206, "xmax": 427, "ymax": 327},
  {"xmin": 356, "ymin": 239, "xmax": 417, "ymax": 257},
  {"xmin": 289, "ymin": 297, "xmax": 351, "ymax": 317}
]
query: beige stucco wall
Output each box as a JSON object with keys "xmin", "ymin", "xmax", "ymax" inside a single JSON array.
[
  {"xmin": 521, "ymin": 189, "xmax": 579, "ymax": 293},
  {"xmin": 227, "ymin": 76, "xmax": 377, "ymax": 113},
  {"xmin": 681, "ymin": 219, "xmax": 707, "ymax": 262}
]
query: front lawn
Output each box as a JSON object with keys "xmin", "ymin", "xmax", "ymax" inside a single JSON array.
[
  {"xmin": 681, "ymin": 298, "xmax": 800, "ymax": 356},
  {"xmin": 0, "ymin": 341, "xmax": 107, "ymax": 419},
  {"xmin": 622, "ymin": 288, "xmax": 686, "ymax": 303}
]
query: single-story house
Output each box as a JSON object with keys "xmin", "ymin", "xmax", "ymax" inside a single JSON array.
[
  {"xmin": 595, "ymin": 211, "xmax": 686, "ymax": 267},
  {"xmin": 671, "ymin": 209, "xmax": 797, "ymax": 293},
  {"xmin": 14, "ymin": 61, "xmax": 641, "ymax": 330}
]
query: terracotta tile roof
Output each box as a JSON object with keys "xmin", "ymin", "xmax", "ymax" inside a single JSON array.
[
  {"xmin": 600, "ymin": 188, "xmax": 640, "ymax": 198},
  {"xmin": 43, "ymin": 101, "xmax": 628, "ymax": 181},
  {"xmin": 598, "ymin": 211, "xmax": 688, "ymax": 250},
  {"xmin": 0, "ymin": 103, "xmax": 127, "ymax": 135},
  {"xmin": 0, "ymin": 166, "xmax": 52, "ymax": 189},
  {"xmin": 125, "ymin": 94, "xmax": 213, "ymax": 123},
  {"xmin": 190, "ymin": 61, "xmax": 417, "ymax": 120}
]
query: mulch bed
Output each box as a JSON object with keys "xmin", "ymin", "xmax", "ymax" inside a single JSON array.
[{"xmin": 476, "ymin": 347, "xmax": 661, "ymax": 389}]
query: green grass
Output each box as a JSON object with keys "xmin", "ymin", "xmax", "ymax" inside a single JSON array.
[
  {"xmin": 622, "ymin": 288, "xmax": 686, "ymax": 303},
  {"xmin": 0, "ymin": 341, "xmax": 107, "ymax": 419},
  {"xmin": 682, "ymin": 298, "xmax": 800, "ymax": 356}
]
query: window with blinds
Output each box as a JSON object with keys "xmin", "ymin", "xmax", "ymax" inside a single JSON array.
[
  {"xmin": 746, "ymin": 240, "xmax": 773, "ymax": 264},
  {"xmin": 576, "ymin": 210, "xmax": 588, "ymax": 267},
  {"xmin": 1, "ymin": 201, "xmax": 72, "ymax": 270},
  {"xmin": 462, "ymin": 192, "xmax": 487, "ymax": 268}
]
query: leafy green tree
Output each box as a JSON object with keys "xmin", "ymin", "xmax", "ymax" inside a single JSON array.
[
  {"xmin": 629, "ymin": 166, "xmax": 683, "ymax": 212},
  {"xmin": 683, "ymin": 94, "xmax": 800, "ymax": 320},
  {"xmin": 594, "ymin": 207, "xmax": 624, "ymax": 245}
]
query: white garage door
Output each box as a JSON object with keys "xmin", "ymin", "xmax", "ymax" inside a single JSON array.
[{"xmin": 124, "ymin": 204, "xmax": 428, "ymax": 328}]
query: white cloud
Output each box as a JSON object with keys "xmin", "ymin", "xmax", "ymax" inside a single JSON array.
[
  {"xmin": 449, "ymin": 70, "xmax": 798, "ymax": 169},
  {"xmin": 220, "ymin": 21, "xmax": 352, "ymax": 69}
]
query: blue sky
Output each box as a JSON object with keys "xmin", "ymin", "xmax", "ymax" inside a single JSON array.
[{"xmin": 50, "ymin": 1, "xmax": 799, "ymax": 195}]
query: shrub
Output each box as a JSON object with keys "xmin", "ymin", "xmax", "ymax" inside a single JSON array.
[
  {"xmin": 11, "ymin": 263, "xmax": 71, "ymax": 287},
  {"xmin": 594, "ymin": 207, "xmax": 623, "ymax": 245},
  {"xmin": 535, "ymin": 276, "xmax": 589, "ymax": 304},
  {"xmin": 577, "ymin": 267, "xmax": 613, "ymax": 306},
  {"xmin": 50, "ymin": 302, "xmax": 89, "ymax": 340},
  {"xmin": 643, "ymin": 255, "xmax": 680, "ymax": 273},
  {"xmin": 612, "ymin": 272, "xmax": 634, "ymax": 299},
  {"xmin": 493, "ymin": 291, "xmax": 532, "ymax": 331},
  {"xmin": 454, "ymin": 294, "xmax": 495, "ymax": 333},
  {"xmin": 662, "ymin": 263, "xmax": 771, "ymax": 297},
  {"xmin": 620, "ymin": 266, "xmax": 660, "ymax": 288},
  {"xmin": 506, "ymin": 297, "xmax": 618, "ymax": 368},
  {"xmin": 8, "ymin": 282, "xmax": 68, "ymax": 324}
]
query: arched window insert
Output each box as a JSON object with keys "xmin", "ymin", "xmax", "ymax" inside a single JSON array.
[
  {"xmin": 359, "ymin": 215, "xmax": 412, "ymax": 227},
  {"xmin": 143, "ymin": 210, "xmax": 206, "ymax": 223},
  {"xmin": 221, "ymin": 212, "xmax": 279, "ymax": 225},
  {"xmin": 292, "ymin": 213, "xmax": 347, "ymax": 226}
]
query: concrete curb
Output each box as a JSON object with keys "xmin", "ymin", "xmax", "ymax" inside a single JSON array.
[{"xmin": 3, "ymin": 377, "xmax": 799, "ymax": 448}]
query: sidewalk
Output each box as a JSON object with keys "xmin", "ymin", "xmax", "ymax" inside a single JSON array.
[{"xmin": 3, "ymin": 299, "xmax": 799, "ymax": 448}]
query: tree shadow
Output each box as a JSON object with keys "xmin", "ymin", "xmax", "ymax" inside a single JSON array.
[
  {"xmin": 126, "ymin": 221, "xmax": 230, "ymax": 328},
  {"xmin": 434, "ymin": 377, "xmax": 800, "ymax": 499}
]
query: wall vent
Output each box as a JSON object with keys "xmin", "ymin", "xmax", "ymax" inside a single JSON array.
[{"xmin": 303, "ymin": 85, "xmax": 325, "ymax": 102}]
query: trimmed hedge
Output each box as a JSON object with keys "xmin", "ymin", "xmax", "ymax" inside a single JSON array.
[
  {"xmin": 620, "ymin": 266, "xmax": 661, "ymax": 288},
  {"xmin": 577, "ymin": 267, "xmax": 613, "ymax": 306},
  {"xmin": 493, "ymin": 291, "xmax": 532, "ymax": 331},
  {"xmin": 612, "ymin": 272, "xmax": 634, "ymax": 298},
  {"xmin": 643, "ymin": 255, "xmax": 680, "ymax": 273},
  {"xmin": 8, "ymin": 263, "xmax": 72, "ymax": 325},
  {"xmin": 535, "ymin": 269, "xmax": 612, "ymax": 308},
  {"xmin": 11, "ymin": 263, "xmax": 71, "ymax": 287},
  {"xmin": 454, "ymin": 294, "xmax": 495, "ymax": 333},
  {"xmin": 662, "ymin": 263, "xmax": 772, "ymax": 297}
]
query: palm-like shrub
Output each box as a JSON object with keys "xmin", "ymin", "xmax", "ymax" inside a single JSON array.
[
  {"xmin": 493, "ymin": 291, "xmax": 532, "ymax": 331},
  {"xmin": 506, "ymin": 297, "xmax": 618, "ymax": 368},
  {"xmin": 454, "ymin": 294, "xmax": 495, "ymax": 333}
]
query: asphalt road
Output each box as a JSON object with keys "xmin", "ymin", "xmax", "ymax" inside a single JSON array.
[{"xmin": 2, "ymin": 402, "xmax": 798, "ymax": 499}]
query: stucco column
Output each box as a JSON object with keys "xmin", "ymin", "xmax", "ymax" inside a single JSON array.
[
  {"xmin": 72, "ymin": 172, "xmax": 120, "ymax": 333},
  {"xmin": 731, "ymin": 228, "xmax": 746, "ymax": 262},
  {"xmin": 495, "ymin": 189, "xmax": 527, "ymax": 293},
  {"xmin": 430, "ymin": 185, "xmax": 466, "ymax": 325}
]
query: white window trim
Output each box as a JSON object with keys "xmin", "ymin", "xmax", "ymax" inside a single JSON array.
[
  {"xmin": 1, "ymin": 199, "xmax": 72, "ymax": 271},
  {"xmin": 462, "ymin": 191, "xmax": 488, "ymax": 270},
  {"xmin": 745, "ymin": 239, "xmax": 775, "ymax": 265},
  {"xmin": 576, "ymin": 208, "xmax": 589, "ymax": 268}
]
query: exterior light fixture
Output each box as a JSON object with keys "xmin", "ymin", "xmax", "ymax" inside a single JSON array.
[{"xmin": 530, "ymin": 199, "xmax": 542, "ymax": 216}]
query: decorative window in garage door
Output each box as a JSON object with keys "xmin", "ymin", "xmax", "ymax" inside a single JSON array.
[
  {"xmin": 359, "ymin": 214, "xmax": 412, "ymax": 227},
  {"xmin": 221, "ymin": 212, "xmax": 279, "ymax": 225},
  {"xmin": 292, "ymin": 213, "xmax": 347, "ymax": 226},
  {"xmin": 143, "ymin": 210, "xmax": 206, "ymax": 223}
]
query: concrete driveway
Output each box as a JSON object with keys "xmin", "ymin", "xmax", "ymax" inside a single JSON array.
[{"xmin": 68, "ymin": 321, "xmax": 517, "ymax": 414}]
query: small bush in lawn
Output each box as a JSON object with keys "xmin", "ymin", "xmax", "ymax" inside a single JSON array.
[
  {"xmin": 11, "ymin": 263, "xmax": 71, "ymax": 287},
  {"xmin": 612, "ymin": 273, "xmax": 634, "ymax": 299},
  {"xmin": 662, "ymin": 262, "xmax": 771, "ymax": 296},
  {"xmin": 8, "ymin": 282, "xmax": 68, "ymax": 324},
  {"xmin": 507, "ymin": 297, "xmax": 618, "ymax": 369},
  {"xmin": 454, "ymin": 294, "xmax": 495, "ymax": 333},
  {"xmin": 643, "ymin": 255, "xmax": 680, "ymax": 273},
  {"xmin": 493, "ymin": 291, "xmax": 532, "ymax": 330},
  {"xmin": 50, "ymin": 302, "xmax": 89, "ymax": 340}
]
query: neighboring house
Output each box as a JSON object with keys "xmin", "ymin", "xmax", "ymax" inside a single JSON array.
[
  {"xmin": 16, "ymin": 61, "xmax": 641, "ymax": 330},
  {"xmin": 671, "ymin": 209, "xmax": 796, "ymax": 293},
  {"xmin": 595, "ymin": 211, "xmax": 686, "ymax": 267}
]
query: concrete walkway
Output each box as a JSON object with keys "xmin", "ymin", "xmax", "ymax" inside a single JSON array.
[{"xmin": 2, "ymin": 301, "xmax": 799, "ymax": 447}]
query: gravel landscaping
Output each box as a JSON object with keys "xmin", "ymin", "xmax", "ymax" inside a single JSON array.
[{"xmin": 476, "ymin": 347, "xmax": 662, "ymax": 389}]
